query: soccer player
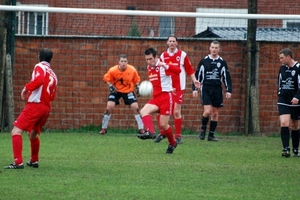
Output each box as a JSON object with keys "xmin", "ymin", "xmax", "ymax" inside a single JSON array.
[
  {"xmin": 99, "ymin": 54, "xmax": 144, "ymax": 135},
  {"xmin": 4, "ymin": 48, "xmax": 58, "ymax": 169},
  {"xmin": 277, "ymin": 48, "xmax": 300, "ymax": 157},
  {"xmin": 154, "ymin": 34, "xmax": 200, "ymax": 144},
  {"xmin": 192, "ymin": 40, "xmax": 232, "ymax": 142},
  {"xmin": 137, "ymin": 47, "xmax": 181, "ymax": 153}
]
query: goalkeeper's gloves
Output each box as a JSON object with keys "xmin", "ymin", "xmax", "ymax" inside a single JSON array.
[
  {"xmin": 108, "ymin": 84, "xmax": 117, "ymax": 94},
  {"xmin": 135, "ymin": 85, "xmax": 140, "ymax": 97}
]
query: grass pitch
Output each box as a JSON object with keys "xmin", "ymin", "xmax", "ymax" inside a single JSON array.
[{"xmin": 0, "ymin": 132, "xmax": 299, "ymax": 200}]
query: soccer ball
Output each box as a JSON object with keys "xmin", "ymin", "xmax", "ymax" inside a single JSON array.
[{"xmin": 139, "ymin": 80, "xmax": 153, "ymax": 96}]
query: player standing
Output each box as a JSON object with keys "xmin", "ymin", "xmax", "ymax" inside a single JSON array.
[
  {"xmin": 4, "ymin": 48, "xmax": 57, "ymax": 169},
  {"xmin": 277, "ymin": 48, "xmax": 300, "ymax": 157},
  {"xmin": 99, "ymin": 54, "xmax": 144, "ymax": 135},
  {"xmin": 154, "ymin": 35, "xmax": 200, "ymax": 144},
  {"xmin": 137, "ymin": 47, "xmax": 181, "ymax": 153},
  {"xmin": 192, "ymin": 41, "xmax": 232, "ymax": 142}
]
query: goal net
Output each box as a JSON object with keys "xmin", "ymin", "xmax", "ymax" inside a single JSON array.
[
  {"xmin": 2, "ymin": 3, "xmax": 300, "ymax": 39},
  {"xmin": 0, "ymin": 2, "xmax": 300, "ymax": 134}
]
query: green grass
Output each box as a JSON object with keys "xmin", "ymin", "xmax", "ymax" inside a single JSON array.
[
  {"xmin": 56, "ymin": 124, "xmax": 200, "ymax": 135},
  {"xmin": 0, "ymin": 132, "xmax": 299, "ymax": 200}
]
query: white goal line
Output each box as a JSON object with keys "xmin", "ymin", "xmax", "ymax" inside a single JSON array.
[{"xmin": 0, "ymin": 5, "xmax": 300, "ymax": 20}]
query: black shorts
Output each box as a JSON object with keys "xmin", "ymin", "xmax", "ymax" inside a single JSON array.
[
  {"xmin": 108, "ymin": 92, "xmax": 137, "ymax": 105},
  {"xmin": 278, "ymin": 104, "xmax": 300, "ymax": 120},
  {"xmin": 201, "ymin": 85, "xmax": 223, "ymax": 107}
]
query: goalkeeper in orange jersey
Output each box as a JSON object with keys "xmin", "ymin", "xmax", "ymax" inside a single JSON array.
[{"xmin": 99, "ymin": 54, "xmax": 144, "ymax": 135}]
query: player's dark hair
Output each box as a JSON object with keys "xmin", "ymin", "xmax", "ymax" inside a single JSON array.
[
  {"xmin": 39, "ymin": 48, "xmax": 53, "ymax": 63},
  {"xmin": 119, "ymin": 54, "xmax": 128, "ymax": 60},
  {"xmin": 167, "ymin": 34, "xmax": 177, "ymax": 41},
  {"xmin": 144, "ymin": 47, "xmax": 157, "ymax": 57},
  {"xmin": 211, "ymin": 40, "xmax": 220, "ymax": 45},
  {"xmin": 279, "ymin": 48, "xmax": 293, "ymax": 59}
]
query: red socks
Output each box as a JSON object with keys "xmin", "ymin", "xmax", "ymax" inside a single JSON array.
[
  {"xmin": 30, "ymin": 137, "xmax": 40, "ymax": 162},
  {"xmin": 174, "ymin": 118, "xmax": 182, "ymax": 138},
  {"xmin": 11, "ymin": 134, "xmax": 40, "ymax": 164},
  {"xmin": 161, "ymin": 126, "xmax": 176, "ymax": 146},
  {"xmin": 142, "ymin": 115, "xmax": 155, "ymax": 133},
  {"xmin": 12, "ymin": 134, "xmax": 23, "ymax": 165}
]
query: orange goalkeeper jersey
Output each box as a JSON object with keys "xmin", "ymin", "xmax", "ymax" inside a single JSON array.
[{"xmin": 103, "ymin": 64, "xmax": 141, "ymax": 93}]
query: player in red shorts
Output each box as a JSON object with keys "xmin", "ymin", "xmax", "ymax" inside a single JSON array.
[
  {"xmin": 155, "ymin": 35, "xmax": 200, "ymax": 144},
  {"xmin": 137, "ymin": 47, "xmax": 181, "ymax": 153},
  {"xmin": 4, "ymin": 48, "xmax": 58, "ymax": 169}
]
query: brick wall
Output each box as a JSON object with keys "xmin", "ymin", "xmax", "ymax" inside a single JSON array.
[{"xmin": 13, "ymin": 36, "xmax": 298, "ymax": 135}]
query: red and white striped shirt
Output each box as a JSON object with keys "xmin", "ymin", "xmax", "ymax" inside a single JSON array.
[
  {"xmin": 147, "ymin": 60, "xmax": 181, "ymax": 97},
  {"xmin": 25, "ymin": 61, "xmax": 58, "ymax": 108},
  {"xmin": 160, "ymin": 48, "xmax": 194, "ymax": 91}
]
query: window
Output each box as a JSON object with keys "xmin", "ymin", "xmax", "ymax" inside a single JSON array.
[
  {"xmin": 195, "ymin": 8, "xmax": 248, "ymax": 34},
  {"xmin": 16, "ymin": 3, "xmax": 48, "ymax": 35},
  {"xmin": 283, "ymin": 20, "xmax": 300, "ymax": 29},
  {"xmin": 159, "ymin": 17, "xmax": 175, "ymax": 37}
]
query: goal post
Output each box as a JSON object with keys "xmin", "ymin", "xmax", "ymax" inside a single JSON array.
[{"xmin": 0, "ymin": 5, "xmax": 300, "ymax": 19}]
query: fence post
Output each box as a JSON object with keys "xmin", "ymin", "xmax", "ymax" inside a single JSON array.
[{"xmin": 6, "ymin": 54, "xmax": 14, "ymax": 131}]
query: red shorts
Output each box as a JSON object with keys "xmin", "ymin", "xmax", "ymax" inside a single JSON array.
[
  {"xmin": 148, "ymin": 92, "xmax": 174, "ymax": 115},
  {"xmin": 173, "ymin": 90, "xmax": 184, "ymax": 104},
  {"xmin": 14, "ymin": 103, "xmax": 50, "ymax": 134}
]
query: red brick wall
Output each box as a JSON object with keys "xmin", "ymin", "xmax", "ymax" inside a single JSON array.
[{"xmin": 13, "ymin": 36, "xmax": 298, "ymax": 135}]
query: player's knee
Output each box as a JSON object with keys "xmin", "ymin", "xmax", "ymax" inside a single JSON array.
[
  {"xmin": 212, "ymin": 113, "xmax": 218, "ymax": 119},
  {"xmin": 211, "ymin": 109, "xmax": 219, "ymax": 118},
  {"xmin": 28, "ymin": 131, "xmax": 39, "ymax": 140},
  {"xmin": 290, "ymin": 122, "xmax": 299, "ymax": 130},
  {"xmin": 203, "ymin": 110, "xmax": 211, "ymax": 117},
  {"xmin": 140, "ymin": 109, "xmax": 146, "ymax": 117},
  {"xmin": 280, "ymin": 121, "xmax": 289, "ymax": 127},
  {"xmin": 134, "ymin": 108, "xmax": 140, "ymax": 114},
  {"xmin": 160, "ymin": 123, "xmax": 168, "ymax": 130},
  {"xmin": 11, "ymin": 127, "xmax": 22, "ymax": 136},
  {"xmin": 130, "ymin": 104, "xmax": 140, "ymax": 112},
  {"xmin": 104, "ymin": 108, "xmax": 112, "ymax": 114},
  {"xmin": 174, "ymin": 111, "xmax": 181, "ymax": 118},
  {"xmin": 29, "ymin": 134, "xmax": 37, "ymax": 140}
]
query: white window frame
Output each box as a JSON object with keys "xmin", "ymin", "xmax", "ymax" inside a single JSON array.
[
  {"xmin": 195, "ymin": 8, "xmax": 248, "ymax": 34},
  {"xmin": 16, "ymin": 3, "xmax": 48, "ymax": 35},
  {"xmin": 159, "ymin": 17, "xmax": 175, "ymax": 37}
]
